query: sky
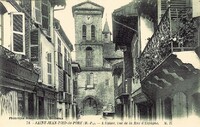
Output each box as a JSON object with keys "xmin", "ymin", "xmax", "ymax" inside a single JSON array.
[{"xmin": 55, "ymin": 0, "xmax": 132, "ymax": 56}]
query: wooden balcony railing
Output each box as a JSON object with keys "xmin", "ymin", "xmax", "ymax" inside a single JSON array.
[{"xmin": 138, "ymin": 7, "xmax": 198, "ymax": 80}]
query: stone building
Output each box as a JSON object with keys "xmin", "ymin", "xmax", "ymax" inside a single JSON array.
[{"xmin": 72, "ymin": 1, "xmax": 122, "ymax": 116}]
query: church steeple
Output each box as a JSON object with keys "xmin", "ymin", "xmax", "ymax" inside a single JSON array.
[
  {"xmin": 102, "ymin": 17, "xmax": 111, "ymax": 43},
  {"xmin": 102, "ymin": 16, "xmax": 111, "ymax": 34}
]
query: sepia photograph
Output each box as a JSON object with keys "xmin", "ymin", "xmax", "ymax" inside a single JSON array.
[{"xmin": 0, "ymin": 0, "xmax": 200, "ymax": 126}]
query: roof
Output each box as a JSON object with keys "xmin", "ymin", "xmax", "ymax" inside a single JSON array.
[
  {"xmin": 102, "ymin": 20, "xmax": 111, "ymax": 34},
  {"xmin": 54, "ymin": 18, "xmax": 73, "ymax": 51},
  {"xmin": 113, "ymin": 1, "xmax": 137, "ymax": 17},
  {"xmin": 112, "ymin": 2, "xmax": 138, "ymax": 49},
  {"xmin": 72, "ymin": 0, "xmax": 104, "ymax": 17},
  {"xmin": 103, "ymin": 43, "xmax": 123, "ymax": 59}
]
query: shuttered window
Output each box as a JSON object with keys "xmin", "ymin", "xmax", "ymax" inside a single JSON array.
[
  {"xmin": 42, "ymin": 0, "xmax": 50, "ymax": 32},
  {"xmin": 34, "ymin": 0, "xmax": 42, "ymax": 24},
  {"xmin": 91, "ymin": 25, "xmax": 95, "ymax": 40},
  {"xmin": 11, "ymin": 12, "xmax": 25, "ymax": 54},
  {"xmin": 31, "ymin": 29, "xmax": 39, "ymax": 61},
  {"xmin": 47, "ymin": 53, "xmax": 52, "ymax": 85},
  {"xmin": 64, "ymin": 48, "xmax": 68, "ymax": 71},
  {"xmin": 58, "ymin": 38, "xmax": 63, "ymax": 68}
]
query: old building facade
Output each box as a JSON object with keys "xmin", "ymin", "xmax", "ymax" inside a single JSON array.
[
  {"xmin": 0, "ymin": 0, "xmax": 78, "ymax": 119},
  {"xmin": 112, "ymin": 0, "xmax": 200, "ymax": 121},
  {"xmin": 72, "ymin": 1, "xmax": 122, "ymax": 116}
]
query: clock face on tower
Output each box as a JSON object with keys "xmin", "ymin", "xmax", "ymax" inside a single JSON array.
[{"xmin": 84, "ymin": 15, "xmax": 93, "ymax": 24}]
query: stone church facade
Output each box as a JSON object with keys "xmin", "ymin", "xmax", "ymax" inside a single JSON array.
[{"xmin": 72, "ymin": 1, "xmax": 122, "ymax": 115}]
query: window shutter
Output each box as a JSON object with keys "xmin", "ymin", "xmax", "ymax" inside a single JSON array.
[
  {"xmin": 34, "ymin": 0, "xmax": 42, "ymax": 24},
  {"xmin": 11, "ymin": 12, "xmax": 25, "ymax": 54},
  {"xmin": 42, "ymin": 0, "xmax": 50, "ymax": 30},
  {"xmin": 31, "ymin": 29, "xmax": 39, "ymax": 61}
]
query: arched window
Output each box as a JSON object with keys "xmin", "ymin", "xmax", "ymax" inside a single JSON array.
[
  {"xmin": 82, "ymin": 25, "xmax": 86, "ymax": 40},
  {"xmin": 91, "ymin": 25, "xmax": 95, "ymax": 40},
  {"xmin": 86, "ymin": 47, "xmax": 93, "ymax": 67}
]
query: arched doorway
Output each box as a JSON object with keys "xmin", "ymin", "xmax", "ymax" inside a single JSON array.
[{"xmin": 82, "ymin": 97, "xmax": 98, "ymax": 115}]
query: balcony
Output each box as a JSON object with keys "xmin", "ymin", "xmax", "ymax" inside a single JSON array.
[
  {"xmin": 117, "ymin": 83, "xmax": 128, "ymax": 99},
  {"xmin": 58, "ymin": 91, "xmax": 72, "ymax": 103},
  {"xmin": 138, "ymin": 7, "xmax": 198, "ymax": 80},
  {"xmin": 0, "ymin": 45, "xmax": 39, "ymax": 83}
]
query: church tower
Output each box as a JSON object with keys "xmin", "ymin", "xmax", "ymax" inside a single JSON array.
[
  {"xmin": 72, "ymin": 1, "xmax": 115, "ymax": 115},
  {"xmin": 102, "ymin": 19, "xmax": 112, "ymax": 43}
]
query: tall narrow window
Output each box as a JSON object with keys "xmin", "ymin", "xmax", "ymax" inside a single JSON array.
[
  {"xmin": 86, "ymin": 47, "xmax": 93, "ymax": 67},
  {"xmin": 11, "ymin": 12, "xmax": 25, "ymax": 54},
  {"xmin": 91, "ymin": 25, "xmax": 95, "ymax": 40},
  {"xmin": 34, "ymin": 0, "xmax": 42, "ymax": 24},
  {"xmin": 31, "ymin": 29, "xmax": 39, "ymax": 61},
  {"xmin": 0, "ymin": 14, "xmax": 3, "ymax": 45},
  {"xmin": 57, "ymin": 38, "xmax": 62, "ymax": 68},
  {"xmin": 47, "ymin": 53, "xmax": 52, "ymax": 85},
  {"xmin": 82, "ymin": 25, "xmax": 86, "ymax": 40},
  {"xmin": 42, "ymin": 0, "xmax": 50, "ymax": 34},
  {"xmin": 86, "ymin": 73, "xmax": 94, "ymax": 89},
  {"xmin": 64, "ymin": 48, "xmax": 68, "ymax": 71}
]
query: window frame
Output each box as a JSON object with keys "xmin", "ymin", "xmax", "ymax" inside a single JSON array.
[
  {"xmin": 47, "ymin": 53, "xmax": 52, "ymax": 85},
  {"xmin": 11, "ymin": 12, "xmax": 25, "ymax": 54},
  {"xmin": 33, "ymin": 0, "xmax": 42, "ymax": 24}
]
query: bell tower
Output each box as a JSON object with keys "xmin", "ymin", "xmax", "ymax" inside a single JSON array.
[
  {"xmin": 72, "ymin": 1, "xmax": 115, "ymax": 116},
  {"xmin": 72, "ymin": 1, "xmax": 104, "ymax": 68}
]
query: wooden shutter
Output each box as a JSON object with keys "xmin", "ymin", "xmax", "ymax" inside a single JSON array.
[
  {"xmin": 34, "ymin": 0, "xmax": 42, "ymax": 24},
  {"xmin": 31, "ymin": 29, "xmax": 39, "ymax": 61},
  {"xmin": 11, "ymin": 12, "xmax": 25, "ymax": 54},
  {"xmin": 42, "ymin": 0, "xmax": 50, "ymax": 34}
]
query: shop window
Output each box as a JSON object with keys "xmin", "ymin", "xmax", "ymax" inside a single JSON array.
[
  {"xmin": 86, "ymin": 47, "xmax": 93, "ymax": 67},
  {"xmin": 11, "ymin": 12, "xmax": 25, "ymax": 54},
  {"xmin": 91, "ymin": 25, "xmax": 95, "ymax": 40},
  {"xmin": 82, "ymin": 25, "xmax": 86, "ymax": 40}
]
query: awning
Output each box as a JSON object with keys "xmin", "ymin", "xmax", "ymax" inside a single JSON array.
[
  {"xmin": 112, "ymin": 2, "xmax": 138, "ymax": 49},
  {"xmin": 0, "ymin": 1, "xmax": 17, "ymax": 14}
]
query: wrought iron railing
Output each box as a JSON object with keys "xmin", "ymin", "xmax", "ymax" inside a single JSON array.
[{"xmin": 138, "ymin": 7, "xmax": 197, "ymax": 80}]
